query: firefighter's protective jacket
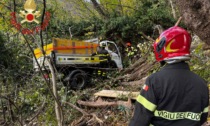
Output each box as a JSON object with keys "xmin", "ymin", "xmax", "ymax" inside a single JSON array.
[
  {"xmin": 129, "ymin": 62, "xmax": 209, "ymax": 126},
  {"xmin": 92, "ymin": 47, "xmax": 110, "ymax": 62},
  {"xmin": 125, "ymin": 46, "xmax": 137, "ymax": 57}
]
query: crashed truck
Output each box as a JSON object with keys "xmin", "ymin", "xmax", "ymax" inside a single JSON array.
[{"xmin": 33, "ymin": 38, "xmax": 123, "ymax": 89}]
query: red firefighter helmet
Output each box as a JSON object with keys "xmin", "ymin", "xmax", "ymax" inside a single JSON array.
[
  {"xmin": 126, "ymin": 42, "xmax": 131, "ymax": 46},
  {"xmin": 153, "ymin": 26, "xmax": 191, "ymax": 62}
]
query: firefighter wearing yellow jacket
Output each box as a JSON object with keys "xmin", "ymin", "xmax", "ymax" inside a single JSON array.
[
  {"xmin": 92, "ymin": 42, "xmax": 111, "ymax": 78},
  {"xmin": 125, "ymin": 42, "xmax": 138, "ymax": 64},
  {"xmin": 129, "ymin": 26, "xmax": 209, "ymax": 126}
]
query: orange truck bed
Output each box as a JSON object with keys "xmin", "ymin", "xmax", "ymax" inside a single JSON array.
[{"xmin": 34, "ymin": 38, "xmax": 98, "ymax": 59}]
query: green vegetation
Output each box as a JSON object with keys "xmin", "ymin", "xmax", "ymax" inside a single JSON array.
[{"xmin": 0, "ymin": 0, "xmax": 209, "ymax": 125}]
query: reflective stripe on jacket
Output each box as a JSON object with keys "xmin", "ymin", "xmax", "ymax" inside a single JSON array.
[
  {"xmin": 95, "ymin": 47, "xmax": 110, "ymax": 62},
  {"xmin": 125, "ymin": 46, "xmax": 137, "ymax": 57},
  {"xmin": 97, "ymin": 54, "xmax": 109, "ymax": 62},
  {"xmin": 129, "ymin": 62, "xmax": 209, "ymax": 126}
]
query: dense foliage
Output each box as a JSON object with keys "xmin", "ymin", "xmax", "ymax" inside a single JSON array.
[{"xmin": 0, "ymin": 0, "xmax": 209, "ymax": 125}]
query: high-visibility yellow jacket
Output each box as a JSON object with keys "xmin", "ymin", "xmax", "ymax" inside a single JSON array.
[
  {"xmin": 92, "ymin": 47, "xmax": 110, "ymax": 62},
  {"xmin": 129, "ymin": 62, "xmax": 209, "ymax": 126},
  {"xmin": 125, "ymin": 46, "xmax": 137, "ymax": 57}
]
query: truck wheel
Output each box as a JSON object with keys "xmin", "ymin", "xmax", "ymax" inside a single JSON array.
[
  {"xmin": 64, "ymin": 70, "xmax": 87, "ymax": 90},
  {"xmin": 71, "ymin": 72, "xmax": 87, "ymax": 90}
]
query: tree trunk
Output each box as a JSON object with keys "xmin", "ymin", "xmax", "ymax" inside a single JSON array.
[
  {"xmin": 169, "ymin": 0, "xmax": 176, "ymax": 19},
  {"xmin": 175, "ymin": 0, "xmax": 210, "ymax": 45},
  {"xmin": 91, "ymin": 0, "xmax": 108, "ymax": 19},
  {"xmin": 47, "ymin": 59, "xmax": 63, "ymax": 126}
]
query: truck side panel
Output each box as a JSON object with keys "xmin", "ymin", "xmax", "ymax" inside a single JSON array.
[
  {"xmin": 34, "ymin": 38, "xmax": 98, "ymax": 59},
  {"xmin": 53, "ymin": 38, "xmax": 98, "ymax": 55},
  {"xmin": 55, "ymin": 54, "xmax": 101, "ymax": 65}
]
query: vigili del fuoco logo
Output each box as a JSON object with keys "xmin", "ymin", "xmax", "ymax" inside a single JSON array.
[{"xmin": 10, "ymin": 0, "xmax": 50, "ymax": 35}]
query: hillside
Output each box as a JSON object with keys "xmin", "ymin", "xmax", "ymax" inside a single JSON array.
[{"xmin": 0, "ymin": 0, "xmax": 210, "ymax": 125}]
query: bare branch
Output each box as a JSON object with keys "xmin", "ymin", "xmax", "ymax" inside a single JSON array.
[
  {"xmin": 26, "ymin": 99, "xmax": 46, "ymax": 124},
  {"xmin": 175, "ymin": 17, "xmax": 182, "ymax": 26},
  {"xmin": 91, "ymin": 0, "xmax": 108, "ymax": 19},
  {"xmin": 140, "ymin": 32, "xmax": 155, "ymax": 42},
  {"xmin": 64, "ymin": 102, "xmax": 88, "ymax": 115},
  {"xmin": 169, "ymin": 0, "xmax": 176, "ymax": 19}
]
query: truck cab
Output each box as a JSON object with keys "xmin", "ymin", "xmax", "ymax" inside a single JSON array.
[
  {"xmin": 100, "ymin": 40, "xmax": 123, "ymax": 69},
  {"xmin": 33, "ymin": 38, "xmax": 123, "ymax": 89}
]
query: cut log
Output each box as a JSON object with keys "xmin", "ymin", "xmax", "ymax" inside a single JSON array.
[
  {"xmin": 94, "ymin": 90, "xmax": 139, "ymax": 100},
  {"xmin": 121, "ymin": 76, "xmax": 147, "ymax": 87},
  {"xmin": 77, "ymin": 97, "xmax": 133, "ymax": 109},
  {"xmin": 77, "ymin": 99, "xmax": 117, "ymax": 108}
]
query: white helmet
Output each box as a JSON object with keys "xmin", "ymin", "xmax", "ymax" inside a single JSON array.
[{"xmin": 99, "ymin": 42, "xmax": 106, "ymax": 47}]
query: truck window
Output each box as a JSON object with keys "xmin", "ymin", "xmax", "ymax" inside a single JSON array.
[{"xmin": 108, "ymin": 43, "xmax": 117, "ymax": 54}]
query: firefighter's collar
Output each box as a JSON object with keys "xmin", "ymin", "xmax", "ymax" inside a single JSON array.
[{"xmin": 162, "ymin": 62, "xmax": 190, "ymax": 70}]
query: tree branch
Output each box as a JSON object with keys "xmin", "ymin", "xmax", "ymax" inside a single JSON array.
[
  {"xmin": 140, "ymin": 32, "xmax": 155, "ymax": 42},
  {"xmin": 64, "ymin": 102, "xmax": 88, "ymax": 115},
  {"xmin": 26, "ymin": 99, "xmax": 46, "ymax": 124},
  {"xmin": 175, "ymin": 17, "xmax": 182, "ymax": 26},
  {"xmin": 91, "ymin": 0, "xmax": 108, "ymax": 19}
]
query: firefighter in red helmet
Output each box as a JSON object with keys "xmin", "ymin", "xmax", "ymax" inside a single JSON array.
[
  {"xmin": 125, "ymin": 42, "xmax": 138, "ymax": 64},
  {"xmin": 129, "ymin": 26, "xmax": 209, "ymax": 126},
  {"xmin": 126, "ymin": 42, "xmax": 131, "ymax": 47}
]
